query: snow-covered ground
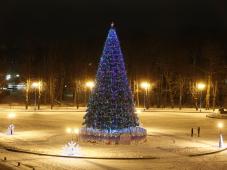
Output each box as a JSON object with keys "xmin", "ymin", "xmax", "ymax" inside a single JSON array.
[{"xmin": 0, "ymin": 107, "xmax": 227, "ymax": 169}]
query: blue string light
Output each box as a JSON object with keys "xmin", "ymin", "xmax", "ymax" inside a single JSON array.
[{"xmin": 83, "ymin": 24, "xmax": 139, "ymax": 130}]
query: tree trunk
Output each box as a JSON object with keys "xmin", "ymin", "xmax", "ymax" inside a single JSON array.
[
  {"xmin": 205, "ymin": 75, "xmax": 211, "ymax": 110},
  {"xmin": 212, "ymin": 81, "xmax": 218, "ymax": 111},
  {"xmin": 25, "ymin": 79, "xmax": 30, "ymax": 110},
  {"xmin": 136, "ymin": 81, "xmax": 140, "ymax": 107},
  {"xmin": 74, "ymin": 80, "xmax": 79, "ymax": 109},
  {"xmin": 164, "ymin": 73, "xmax": 174, "ymax": 109},
  {"xmin": 179, "ymin": 79, "xmax": 184, "ymax": 110},
  {"xmin": 50, "ymin": 77, "xmax": 54, "ymax": 109}
]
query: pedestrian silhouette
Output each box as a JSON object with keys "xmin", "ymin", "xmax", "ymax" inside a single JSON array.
[{"xmin": 191, "ymin": 128, "xmax": 194, "ymax": 137}]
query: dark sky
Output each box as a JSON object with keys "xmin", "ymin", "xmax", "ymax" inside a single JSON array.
[
  {"xmin": 0, "ymin": 0, "xmax": 226, "ymax": 42},
  {"xmin": 0, "ymin": 0, "xmax": 227, "ymax": 79}
]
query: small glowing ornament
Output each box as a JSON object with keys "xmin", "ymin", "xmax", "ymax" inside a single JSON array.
[
  {"xmin": 218, "ymin": 122, "xmax": 223, "ymax": 129},
  {"xmin": 62, "ymin": 141, "xmax": 80, "ymax": 156},
  {"xmin": 8, "ymin": 112, "xmax": 16, "ymax": 119},
  {"xmin": 7, "ymin": 124, "xmax": 15, "ymax": 135},
  {"xmin": 66, "ymin": 128, "xmax": 72, "ymax": 134}
]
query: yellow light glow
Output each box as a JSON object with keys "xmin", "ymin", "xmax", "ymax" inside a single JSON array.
[
  {"xmin": 31, "ymin": 81, "xmax": 42, "ymax": 89},
  {"xmin": 218, "ymin": 122, "xmax": 223, "ymax": 129},
  {"xmin": 73, "ymin": 128, "xmax": 79, "ymax": 134},
  {"xmin": 85, "ymin": 81, "xmax": 95, "ymax": 89},
  {"xmin": 8, "ymin": 112, "xmax": 16, "ymax": 119},
  {"xmin": 197, "ymin": 83, "xmax": 206, "ymax": 91},
  {"xmin": 66, "ymin": 128, "xmax": 72, "ymax": 134},
  {"xmin": 140, "ymin": 82, "xmax": 151, "ymax": 90},
  {"xmin": 136, "ymin": 109, "xmax": 142, "ymax": 114}
]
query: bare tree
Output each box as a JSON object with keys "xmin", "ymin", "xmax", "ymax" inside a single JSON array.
[{"xmin": 189, "ymin": 81, "xmax": 199, "ymax": 110}]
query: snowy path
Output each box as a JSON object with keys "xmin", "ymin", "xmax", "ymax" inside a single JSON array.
[{"xmin": 0, "ymin": 108, "xmax": 227, "ymax": 169}]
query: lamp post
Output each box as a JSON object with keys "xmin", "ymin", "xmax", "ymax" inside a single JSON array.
[
  {"xmin": 85, "ymin": 81, "xmax": 95, "ymax": 92},
  {"xmin": 197, "ymin": 82, "xmax": 206, "ymax": 112},
  {"xmin": 25, "ymin": 80, "xmax": 30, "ymax": 110},
  {"xmin": 31, "ymin": 81, "xmax": 42, "ymax": 111},
  {"xmin": 85, "ymin": 81, "xmax": 95, "ymax": 105},
  {"xmin": 74, "ymin": 128, "xmax": 79, "ymax": 142},
  {"xmin": 140, "ymin": 82, "xmax": 151, "ymax": 110},
  {"xmin": 218, "ymin": 122, "xmax": 224, "ymax": 148}
]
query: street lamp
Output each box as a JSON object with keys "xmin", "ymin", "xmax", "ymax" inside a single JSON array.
[
  {"xmin": 217, "ymin": 122, "xmax": 224, "ymax": 148},
  {"xmin": 6, "ymin": 74, "xmax": 11, "ymax": 81},
  {"xmin": 197, "ymin": 82, "xmax": 206, "ymax": 112},
  {"xmin": 140, "ymin": 82, "xmax": 151, "ymax": 110},
  {"xmin": 8, "ymin": 112, "xmax": 16, "ymax": 123},
  {"xmin": 85, "ymin": 81, "xmax": 95, "ymax": 105},
  {"xmin": 31, "ymin": 81, "xmax": 42, "ymax": 111},
  {"xmin": 85, "ymin": 81, "xmax": 95, "ymax": 91}
]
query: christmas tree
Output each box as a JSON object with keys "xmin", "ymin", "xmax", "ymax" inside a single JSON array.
[{"xmin": 80, "ymin": 23, "xmax": 146, "ymax": 143}]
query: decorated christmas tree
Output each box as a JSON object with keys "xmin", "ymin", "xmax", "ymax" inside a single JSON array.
[{"xmin": 80, "ymin": 23, "xmax": 146, "ymax": 144}]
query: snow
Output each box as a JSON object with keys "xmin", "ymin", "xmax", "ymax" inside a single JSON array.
[{"xmin": 0, "ymin": 106, "xmax": 227, "ymax": 169}]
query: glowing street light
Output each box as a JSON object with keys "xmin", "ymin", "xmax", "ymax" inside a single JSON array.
[
  {"xmin": 6, "ymin": 74, "xmax": 11, "ymax": 81},
  {"xmin": 31, "ymin": 81, "xmax": 42, "ymax": 110},
  {"xmin": 8, "ymin": 112, "xmax": 16, "ymax": 120},
  {"xmin": 31, "ymin": 82, "xmax": 42, "ymax": 89},
  {"xmin": 66, "ymin": 127, "xmax": 72, "ymax": 134},
  {"xmin": 217, "ymin": 122, "xmax": 224, "ymax": 148},
  {"xmin": 85, "ymin": 81, "xmax": 95, "ymax": 105},
  {"xmin": 140, "ymin": 82, "xmax": 151, "ymax": 90},
  {"xmin": 85, "ymin": 81, "xmax": 95, "ymax": 90},
  {"xmin": 197, "ymin": 82, "xmax": 206, "ymax": 112},
  {"xmin": 197, "ymin": 83, "xmax": 206, "ymax": 91},
  {"xmin": 140, "ymin": 82, "xmax": 151, "ymax": 110},
  {"xmin": 136, "ymin": 109, "xmax": 142, "ymax": 114},
  {"xmin": 218, "ymin": 122, "xmax": 223, "ymax": 129},
  {"xmin": 66, "ymin": 127, "xmax": 79, "ymax": 141}
]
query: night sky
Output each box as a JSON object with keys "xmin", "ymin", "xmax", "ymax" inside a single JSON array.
[
  {"xmin": 0, "ymin": 1, "xmax": 226, "ymax": 40},
  {"xmin": 0, "ymin": 0, "xmax": 226, "ymax": 78}
]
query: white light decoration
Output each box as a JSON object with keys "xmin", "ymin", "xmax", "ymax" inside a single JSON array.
[
  {"xmin": 218, "ymin": 122, "xmax": 224, "ymax": 148},
  {"xmin": 8, "ymin": 112, "xmax": 16, "ymax": 119},
  {"xmin": 6, "ymin": 124, "xmax": 15, "ymax": 135},
  {"xmin": 62, "ymin": 141, "xmax": 80, "ymax": 156}
]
